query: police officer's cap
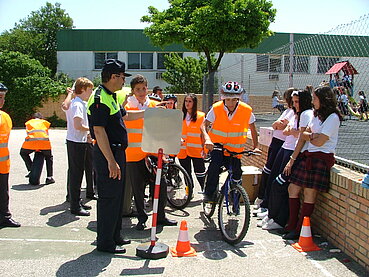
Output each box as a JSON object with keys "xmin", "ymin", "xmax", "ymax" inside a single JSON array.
[
  {"xmin": 102, "ymin": 59, "xmax": 132, "ymax": 77},
  {"xmin": 0, "ymin": 83, "xmax": 8, "ymax": 92}
]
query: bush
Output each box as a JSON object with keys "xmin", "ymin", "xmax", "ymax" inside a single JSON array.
[{"xmin": 46, "ymin": 112, "xmax": 66, "ymax": 128}]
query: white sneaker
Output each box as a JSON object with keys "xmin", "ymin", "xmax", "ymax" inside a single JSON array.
[
  {"xmin": 253, "ymin": 207, "xmax": 266, "ymax": 216},
  {"xmin": 257, "ymin": 216, "xmax": 269, "ymax": 227},
  {"xmin": 262, "ymin": 219, "xmax": 283, "ymax": 230},
  {"xmin": 254, "ymin": 198, "xmax": 263, "ymax": 209},
  {"xmin": 257, "ymin": 209, "xmax": 268, "ymax": 219}
]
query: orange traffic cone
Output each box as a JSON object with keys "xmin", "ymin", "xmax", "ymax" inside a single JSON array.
[
  {"xmin": 170, "ymin": 220, "xmax": 197, "ymax": 257},
  {"xmin": 292, "ymin": 216, "xmax": 321, "ymax": 252}
]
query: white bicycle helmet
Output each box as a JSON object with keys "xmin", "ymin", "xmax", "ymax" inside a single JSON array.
[{"xmin": 220, "ymin": 81, "xmax": 243, "ymax": 99}]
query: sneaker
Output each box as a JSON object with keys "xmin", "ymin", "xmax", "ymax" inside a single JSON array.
[
  {"xmin": 45, "ymin": 177, "xmax": 55, "ymax": 185},
  {"xmin": 257, "ymin": 209, "xmax": 268, "ymax": 219},
  {"xmin": 254, "ymin": 197, "xmax": 263, "ymax": 209},
  {"xmin": 262, "ymin": 219, "xmax": 283, "ymax": 230},
  {"xmin": 253, "ymin": 207, "xmax": 266, "ymax": 216},
  {"xmin": 257, "ymin": 216, "xmax": 269, "ymax": 227}
]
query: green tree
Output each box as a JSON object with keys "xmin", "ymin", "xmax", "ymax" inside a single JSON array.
[
  {"xmin": 0, "ymin": 2, "xmax": 73, "ymax": 74},
  {"xmin": 162, "ymin": 53, "xmax": 214, "ymax": 94},
  {"xmin": 142, "ymin": 0, "xmax": 276, "ymax": 108},
  {"xmin": 0, "ymin": 51, "xmax": 66, "ymax": 126}
]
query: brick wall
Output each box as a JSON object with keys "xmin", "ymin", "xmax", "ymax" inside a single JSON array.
[
  {"xmin": 38, "ymin": 94, "xmax": 276, "ymax": 121},
  {"xmin": 242, "ymin": 138, "xmax": 369, "ymax": 270}
]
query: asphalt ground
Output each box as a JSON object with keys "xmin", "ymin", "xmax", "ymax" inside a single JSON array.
[{"xmin": 0, "ymin": 127, "xmax": 368, "ymax": 277}]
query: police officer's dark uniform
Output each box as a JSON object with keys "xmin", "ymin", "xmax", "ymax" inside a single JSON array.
[{"xmin": 87, "ymin": 60, "xmax": 131, "ymax": 253}]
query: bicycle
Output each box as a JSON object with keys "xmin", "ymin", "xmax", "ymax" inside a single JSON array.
[
  {"xmin": 145, "ymin": 156, "xmax": 193, "ymax": 210},
  {"xmin": 202, "ymin": 144, "xmax": 259, "ymax": 245}
]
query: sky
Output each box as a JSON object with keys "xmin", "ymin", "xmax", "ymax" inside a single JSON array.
[{"xmin": 0, "ymin": 0, "xmax": 368, "ymax": 34}]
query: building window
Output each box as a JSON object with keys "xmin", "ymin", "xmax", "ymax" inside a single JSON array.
[
  {"xmin": 256, "ymin": 55, "xmax": 281, "ymax": 72},
  {"xmin": 284, "ymin": 55, "xmax": 310, "ymax": 73},
  {"xmin": 317, "ymin": 57, "xmax": 339, "ymax": 74},
  {"xmin": 128, "ymin": 53, "xmax": 153, "ymax": 70},
  {"xmin": 256, "ymin": 55, "xmax": 269, "ymax": 72},
  {"xmin": 94, "ymin": 52, "xmax": 118, "ymax": 69}
]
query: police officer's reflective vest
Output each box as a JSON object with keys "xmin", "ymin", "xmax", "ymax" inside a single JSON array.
[
  {"xmin": 0, "ymin": 111, "xmax": 12, "ymax": 174},
  {"xmin": 177, "ymin": 111, "xmax": 205, "ymax": 159},
  {"xmin": 21, "ymin": 119, "xmax": 51, "ymax": 150},
  {"xmin": 124, "ymin": 100, "xmax": 157, "ymax": 162},
  {"xmin": 208, "ymin": 101, "xmax": 252, "ymax": 156},
  {"xmin": 87, "ymin": 86, "xmax": 121, "ymax": 117}
]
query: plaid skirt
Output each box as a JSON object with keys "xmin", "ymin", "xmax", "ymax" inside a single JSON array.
[{"xmin": 289, "ymin": 155, "xmax": 331, "ymax": 192}]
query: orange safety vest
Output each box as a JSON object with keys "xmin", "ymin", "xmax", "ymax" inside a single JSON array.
[
  {"xmin": 208, "ymin": 101, "xmax": 252, "ymax": 157},
  {"xmin": 21, "ymin": 119, "xmax": 51, "ymax": 150},
  {"xmin": 178, "ymin": 111, "xmax": 205, "ymax": 159},
  {"xmin": 124, "ymin": 100, "xmax": 157, "ymax": 162},
  {"xmin": 0, "ymin": 111, "xmax": 12, "ymax": 174}
]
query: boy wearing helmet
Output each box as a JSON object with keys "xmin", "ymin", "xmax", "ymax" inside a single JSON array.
[
  {"xmin": 203, "ymin": 81, "xmax": 260, "ymax": 202},
  {"xmin": 163, "ymin": 94, "xmax": 177, "ymax": 109}
]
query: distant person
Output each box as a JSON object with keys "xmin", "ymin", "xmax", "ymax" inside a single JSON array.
[
  {"xmin": 358, "ymin": 90, "xmax": 368, "ymax": 121},
  {"xmin": 152, "ymin": 86, "xmax": 163, "ymax": 100},
  {"xmin": 0, "ymin": 83, "xmax": 20, "ymax": 228},
  {"xmin": 163, "ymin": 94, "xmax": 177, "ymax": 109},
  {"xmin": 20, "ymin": 112, "xmax": 54, "ymax": 186},
  {"xmin": 272, "ymin": 90, "xmax": 285, "ymax": 113}
]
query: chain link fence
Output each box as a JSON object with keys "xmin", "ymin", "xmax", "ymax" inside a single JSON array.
[{"xmin": 203, "ymin": 14, "xmax": 369, "ymax": 167}]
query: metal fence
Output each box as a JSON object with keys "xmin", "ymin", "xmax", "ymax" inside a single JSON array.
[{"xmin": 204, "ymin": 14, "xmax": 369, "ymax": 168}]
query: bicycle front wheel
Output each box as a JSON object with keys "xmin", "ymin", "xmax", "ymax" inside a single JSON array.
[
  {"xmin": 218, "ymin": 185, "xmax": 251, "ymax": 245},
  {"xmin": 166, "ymin": 163, "xmax": 193, "ymax": 210}
]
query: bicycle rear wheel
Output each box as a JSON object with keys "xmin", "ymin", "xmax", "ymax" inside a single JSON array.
[
  {"xmin": 166, "ymin": 163, "xmax": 193, "ymax": 210},
  {"xmin": 218, "ymin": 185, "xmax": 251, "ymax": 245}
]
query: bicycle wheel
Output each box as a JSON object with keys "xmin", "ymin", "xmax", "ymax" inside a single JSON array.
[
  {"xmin": 166, "ymin": 163, "xmax": 193, "ymax": 210},
  {"xmin": 218, "ymin": 185, "xmax": 251, "ymax": 245}
]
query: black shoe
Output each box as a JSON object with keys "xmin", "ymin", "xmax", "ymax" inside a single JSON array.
[
  {"xmin": 71, "ymin": 208, "xmax": 90, "ymax": 216},
  {"xmin": 157, "ymin": 218, "xmax": 177, "ymax": 226},
  {"xmin": 45, "ymin": 177, "xmax": 55, "ymax": 185},
  {"xmin": 116, "ymin": 238, "xmax": 131, "ymax": 246},
  {"xmin": 135, "ymin": 221, "xmax": 146, "ymax": 231},
  {"xmin": 282, "ymin": 230, "xmax": 299, "ymax": 240},
  {"xmin": 86, "ymin": 194, "xmax": 98, "ymax": 200},
  {"xmin": 0, "ymin": 218, "xmax": 21, "ymax": 228},
  {"xmin": 97, "ymin": 245, "xmax": 126, "ymax": 254},
  {"xmin": 80, "ymin": 202, "xmax": 92, "ymax": 210}
]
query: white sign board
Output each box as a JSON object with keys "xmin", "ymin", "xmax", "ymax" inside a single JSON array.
[{"xmin": 141, "ymin": 108, "xmax": 182, "ymax": 155}]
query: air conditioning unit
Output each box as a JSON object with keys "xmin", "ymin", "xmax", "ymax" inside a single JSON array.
[
  {"xmin": 269, "ymin": 74, "xmax": 279, "ymax": 81},
  {"xmin": 156, "ymin": 72, "xmax": 163, "ymax": 79}
]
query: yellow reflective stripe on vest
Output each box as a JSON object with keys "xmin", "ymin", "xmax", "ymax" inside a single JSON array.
[
  {"xmin": 187, "ymin": 132, "xmax": 201, "ymax": 137},
  {"xmin": 25, "ymin": 138, "xmax": 50, "ymax": 142},
  {"xmin": 210, "ymin": 128, "xmax": 246, "ymax": 138},
  {"xmin": 0, "ymin": 143, "xmax": 8, "ymax": 148},
  {"xmin": 187, "ymin": 142, "xmax": 203, "ymax": 148},
  {"xmin": 0, "ymin": 155, "xmax": 9, "ymax": 162},
  {"xmin": 224, "ymin": 142, "xmax": 245, "ymax": 148},
  {"xmin": 128, "ymin": 142, "xmax": 142, "ymax": 148},
  {"xmin": 127, "ymin": 128, "xmax": 143, "ymax": 134},
  {"xmin": 27, "ymin": 129, "xmax": 47, "ymax": 135}
]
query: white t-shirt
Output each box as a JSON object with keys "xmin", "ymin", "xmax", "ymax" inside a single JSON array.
[
  {"xmin": 205, "ymin": 104, "xmax": 255, "ymax": 124},
  {"xmin": 272, "ymin": 96, "xmax": 280, "ymax": 108},
  {"xmin": 307, "ymin": 113, "xmax": 340, "ymax": 153},
  {"xmin": 127, "ymin": 95, "xmax": 150, "ymax": 110},
  {"xmin": 340, "ymin": 94, "xmax": 348, "ymax": 105},
  {"xmin": 65, "ymin": 97, "xmax": 89, "ymax": 143},
  {"xmin": 299, "ymin": 109, "xmax": 314, "ymax": 152},
  {"xmin": 273, "ymin": 108, "xmax": 294, "ymax": 141},
  {"xmin": 282, "ymin": 115, "xmax": 298, "ymax": 150}
]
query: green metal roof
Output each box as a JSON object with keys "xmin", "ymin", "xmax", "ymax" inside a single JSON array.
[{"xmin": 57, "ymin": 29, "xmax": 369, "ymax": 57}]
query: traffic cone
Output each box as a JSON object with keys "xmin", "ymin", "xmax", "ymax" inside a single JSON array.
[
  {"xmin": 170, "ymin": 220, "xmax": 197, "ymax": 257},
  {"xmin": 292, "ymin": 216, "xmax": 321, "ymax": 252}
]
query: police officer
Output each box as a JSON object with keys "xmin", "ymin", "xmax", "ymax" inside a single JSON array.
[
  {"xmin": 87, "ymin": 59, "xmax": 144, "ymax": 254},
  {"xmin": 0, "ymin": 83, "xmax": 21, "ymax": 228}
]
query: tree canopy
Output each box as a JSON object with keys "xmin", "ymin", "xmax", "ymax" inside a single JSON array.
[
  {"xmin": 142, "ymin": 0, "xmax": 276, "ymax": 74},
  {"xmin": 0, "ymin": 2, "xmax": 73, "ymax": 74},
  {"xmin": 0, "ymin": 51, "xmax": 66, "ymax": 126}
]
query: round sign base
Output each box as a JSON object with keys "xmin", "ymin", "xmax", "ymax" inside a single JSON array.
[{"xmin": 136, "ymin": 242, "xmax": 169, "ymax": 260}]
